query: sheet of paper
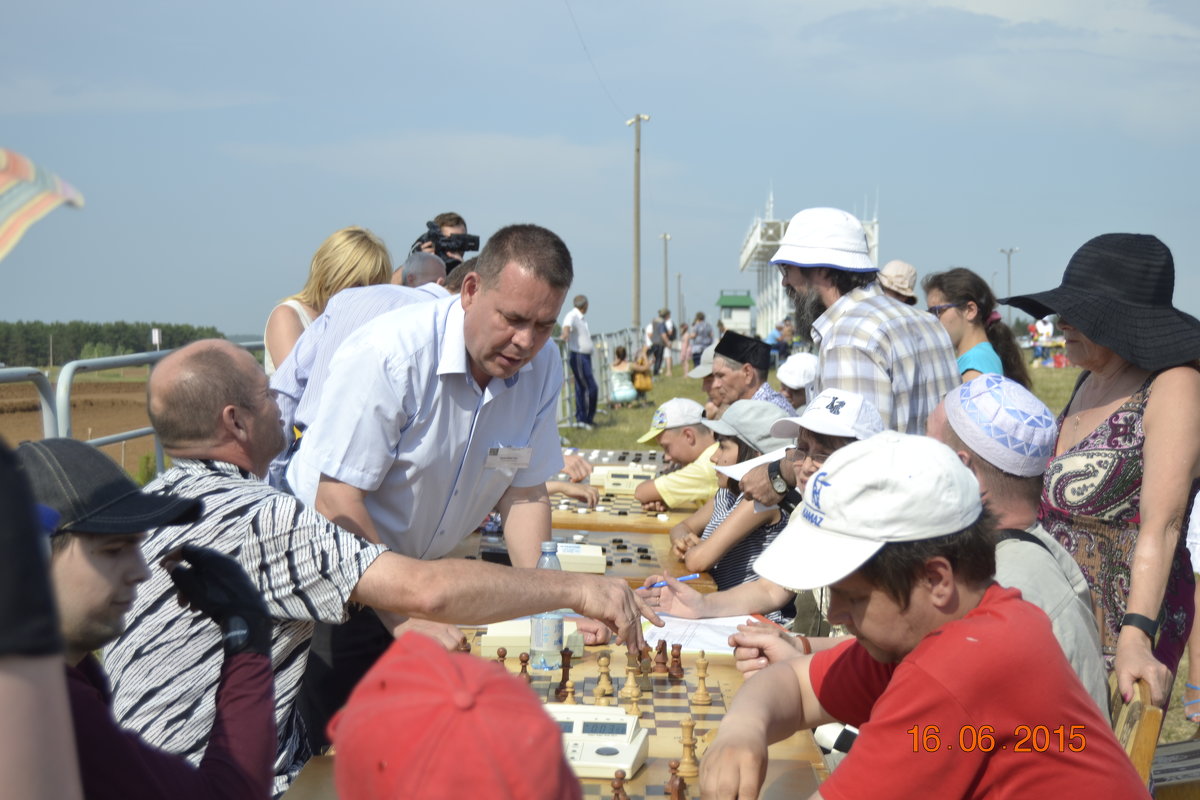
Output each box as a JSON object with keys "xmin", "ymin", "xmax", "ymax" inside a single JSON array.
[
  {"xmin": 642, "ymin": 614, "xmax": 764, "ymax": 654},
  {"xmin": 713, "ymin": 447, "xmax": 789, "ymax": 482}
]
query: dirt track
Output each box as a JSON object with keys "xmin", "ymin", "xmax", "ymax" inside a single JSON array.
[{"xmin": 0, "ymin": 380, "xmax": 156, "ymax": 478}]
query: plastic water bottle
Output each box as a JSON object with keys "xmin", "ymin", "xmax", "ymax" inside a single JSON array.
[{"xmin": 530, "ymin": 541, "xmax": 563, "ymax": 670}]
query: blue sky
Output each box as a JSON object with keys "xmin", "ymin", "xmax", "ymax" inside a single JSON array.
[{"xmin": 3, "ymin": 0, "xmax": 1198, "ymax": 339}]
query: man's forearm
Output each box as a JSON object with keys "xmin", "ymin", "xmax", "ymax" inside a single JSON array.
[{"xmin": 497, "ymin": 485, "xmax": 551, "ymax": 568}]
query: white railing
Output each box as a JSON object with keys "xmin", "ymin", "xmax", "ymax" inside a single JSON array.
[
  {"xmin": 0, "ymin": 367, "xmax": 57, "ymax": 439},
  {"xmin": 2, "ymin": 342, "xmax": 264, "ymax": 473}
]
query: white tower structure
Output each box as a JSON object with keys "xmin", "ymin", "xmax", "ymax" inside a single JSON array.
[{"xmin": 737, "ymin": 193, "xmax": 878, "ymax": 338}]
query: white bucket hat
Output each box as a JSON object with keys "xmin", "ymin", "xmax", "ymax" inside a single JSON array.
[
  {"xmin": 770, "ymin": 208, "xmax": 876, "ymax": 273},
  {"xmin": 878, "ymin": 260, "xmax": 918, "ymax": 299},
  {"xmin": 753, "ymin": 432, "xmax": 982, "ymax": 590},
  {"xmin": 770, "ymin": 388, "xmax": 884, "ymax": 442}
]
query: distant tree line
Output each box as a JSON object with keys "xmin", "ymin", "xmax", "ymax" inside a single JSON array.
[{"xmin": 0, "ymin": 321, "xmax": 224, "ymax": 367}]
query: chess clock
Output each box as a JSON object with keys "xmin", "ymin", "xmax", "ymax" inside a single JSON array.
[{"xmin": 543, "ymin": 704, "xmax": 649, "ymax": 779}]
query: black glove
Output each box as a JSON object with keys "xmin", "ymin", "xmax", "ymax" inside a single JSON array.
[
  {"xmin": 0, "ymin": 439, "xmax": 63, "ymax": 656},
  {"xmin": 167, "ymin": 544, "xmax": 272, "ymax": 657}
]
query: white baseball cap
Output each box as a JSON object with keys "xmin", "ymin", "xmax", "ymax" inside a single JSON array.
[
  {"xmin": 776, "ymin": 352, "xmax": 819, "ymax": 392},
  {"xmin": 702, "ymin": 399, "xmax": 794, "ymax": 454},
  {"xmin": 770, "ymin": 208, "xmax": 876, "ymax": 273},
  {"xmin": 636, "ymin": 398, "xmax": 705, "ymax": 443},
  {"xmin": 687, "ymin": 343, "xmax": 717, "ymax": 379},
  {"xmin": 753, "ymin": 432, "xmax": 982, "ymax": 590},
  {"xmin": 770, "ymin": 388, "xmax": 884, "ymax": 442}
]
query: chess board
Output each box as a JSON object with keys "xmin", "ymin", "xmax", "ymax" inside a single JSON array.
[
  {"xmin": 492, "ymin": 643, "xmax": 825, "ymax": 799},
  {"xmin": 281, "ymin": 644, "xmax": 825, "ymax": 800}
]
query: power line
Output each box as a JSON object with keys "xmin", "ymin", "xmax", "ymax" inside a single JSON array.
[{"xmin": 561, "ymin": 0, "xmax": 625, "ymax": 117}]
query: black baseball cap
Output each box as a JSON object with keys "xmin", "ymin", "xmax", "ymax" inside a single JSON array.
[{"xmin": 16, "ymin": 439, "xmax": 201, "ymax": 535}]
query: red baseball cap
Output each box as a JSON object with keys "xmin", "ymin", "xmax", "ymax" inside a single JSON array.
[{"xmin": 328, "ymin": 632, "xmax": 582, "ymax": 800}]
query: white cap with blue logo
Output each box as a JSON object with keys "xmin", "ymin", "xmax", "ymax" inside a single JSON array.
[{"xmin": 753, "ymin": 431, "xmax": 981, "ymax": 591}]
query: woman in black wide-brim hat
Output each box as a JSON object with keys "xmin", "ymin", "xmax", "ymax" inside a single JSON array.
[{"xmin": 1003, "ymin": 233, "xmax": 1200, "ymax": 711}]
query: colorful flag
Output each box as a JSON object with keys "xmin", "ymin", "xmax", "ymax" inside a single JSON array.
[{"xmin": 0, "ymin": 148, "xmax": 85, "ymax": 262}]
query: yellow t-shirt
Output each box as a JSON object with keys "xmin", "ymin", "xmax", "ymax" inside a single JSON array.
[{"xmin": 654, "ymin": 441, "xmax": 719, "ymax": 509}]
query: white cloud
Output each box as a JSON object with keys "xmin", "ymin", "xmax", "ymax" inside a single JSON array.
[{"xmin": 0, "ymin": 76, "xmax": 271, "ymax": 115}]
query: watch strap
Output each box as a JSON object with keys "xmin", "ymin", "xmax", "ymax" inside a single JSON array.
[{"xmin": 1121, "ymin": 612, "xmax": 1159, "ymax": 640}]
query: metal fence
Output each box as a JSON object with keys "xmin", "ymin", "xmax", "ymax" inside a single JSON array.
[
  {"xmin": 555, "ymin": 326, "xmax": 645, "ymax": 423},
  {"xmin": 3, "ymin": 342, "xmax": 263, "ymax": 473},
  {"xmin": 8, "ymin": 328, "xmax": 656, "ymax": 468}
]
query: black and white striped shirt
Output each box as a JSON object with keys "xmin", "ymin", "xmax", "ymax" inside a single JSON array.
[{"xmin": 102, "ymin": 459, "xmax": 385, "ymax": 797}]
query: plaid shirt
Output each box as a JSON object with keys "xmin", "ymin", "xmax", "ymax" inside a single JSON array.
[{"xmin": 810, "ymin": 282, "xmax": 958, "ymax": 434}]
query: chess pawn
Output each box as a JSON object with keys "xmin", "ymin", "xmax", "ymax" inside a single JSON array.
[
  {"xmin": 597, "ymin": 655, "xmax": 614, "ymax": 695},
  {"xmin": 611, "ymin": 769, "xmax": 629, "ymax": 800},
  {"xmin": 564, "ymin": 680, "xmax": 576, "ymax": 705},
  {"xmin": 518, "ymin": 652, "xmax": 533, "ymax": 685},
  {"xmin": 677, "ymin": 717, "xmax": 700, "ymax": 778},
  {"xmin": 495, "ymin": 647, "xmax": 507, "ymax": 668},
  {"xmin": 691, "ymin": 650, "xmax": 712, "ymax": 706},
  {"xmin": 667, "ymin": 760, "xmax": 687, "ymax": 800}
]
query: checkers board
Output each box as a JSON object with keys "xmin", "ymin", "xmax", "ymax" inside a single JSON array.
[
  {"xmin": 552, "ymin": 448, "xmax": 692, "ymax": 534},
  {"xmin": 449, "ymin": 529, "xmax": 717, "ymax": 594}
]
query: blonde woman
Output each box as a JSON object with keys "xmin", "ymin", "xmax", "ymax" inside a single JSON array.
[{"xmin": 263, "ymin": 227, "xmax": 392, "ymax": 374}]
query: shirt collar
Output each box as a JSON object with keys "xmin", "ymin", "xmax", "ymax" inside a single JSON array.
[
  {"xmin": 811, "ymin": 280, "xmax": 882, "ymax": 344},
  {"xmin": 436, "ymin": 297, "xmax": 530, "ymax": 395}
]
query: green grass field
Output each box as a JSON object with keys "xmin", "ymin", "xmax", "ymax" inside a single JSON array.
[
  {"xmin": 563, "ymin": 364, "xmax": 1197, "ymax": 743},
  {"xmin": 560, "ymin": 364, "xmax": 1083, "ymax": 452}
]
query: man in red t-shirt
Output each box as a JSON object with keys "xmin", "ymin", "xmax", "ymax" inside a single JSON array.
[{"xmin": 700, "ymin": 432, "xmax": 1146, "ymax": 800}]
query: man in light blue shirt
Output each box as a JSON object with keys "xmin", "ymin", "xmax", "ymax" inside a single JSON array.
[
  {"xmin": 289, "ymin": 224, "xmax": 569, "ymax": 565},
  {"xmin": 286, "ymin": 223, "xmax": 573, "ymax": 747}
]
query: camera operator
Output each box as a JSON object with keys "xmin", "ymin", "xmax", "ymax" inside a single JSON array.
[{"xmin": 412, "ymin": 211, "xmax": 479, "ymax": 270}]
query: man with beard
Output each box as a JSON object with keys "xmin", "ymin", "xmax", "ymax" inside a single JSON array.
[{"xmin": 740, "ymin": 207, "xmax": 956, "ymax": 511}]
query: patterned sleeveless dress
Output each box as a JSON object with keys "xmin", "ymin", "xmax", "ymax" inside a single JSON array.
[{"xmin": 1040, "ymin": 373, "xmax": 1197, "ymax": 674}]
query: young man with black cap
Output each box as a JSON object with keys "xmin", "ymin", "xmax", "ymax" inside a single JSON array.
[
  {"xmin": 710, "ymin": 331, "xmax": 793, "ymax": 415},
  {"xmin": 15, "ymin": 438, "xmax": 277, "ymax": 800},
  {"xmin": 701, "ymin": 433, "xmax": 1145, "ymax": 799}
]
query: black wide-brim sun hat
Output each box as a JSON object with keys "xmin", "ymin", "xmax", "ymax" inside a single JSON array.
[
  {"xmin": 1001, "ymin": 233, "xmax": 1200, "ymax": 372},
  {"xmin": 16, "ymin": 438, "xmax": 201, "ymax": 535}
]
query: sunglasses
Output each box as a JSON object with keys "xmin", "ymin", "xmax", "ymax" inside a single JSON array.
[{"xmin": 926, "ymin": 303, "xmax": 963, "ymax": 317}]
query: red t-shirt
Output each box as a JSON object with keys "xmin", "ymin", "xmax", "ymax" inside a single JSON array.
[{"xmin": 809, "ymin": 584, "xmax": 1146, "ymax": 799}]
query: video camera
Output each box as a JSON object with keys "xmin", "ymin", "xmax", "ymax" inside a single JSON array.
[{"xmin": 410, "ymin": 221, "xmax": 480, "ymax": 268}]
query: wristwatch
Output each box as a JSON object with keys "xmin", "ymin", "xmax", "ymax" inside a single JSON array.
[
  {"xmin": 1121, "ymin": 612, "xmax": 1159, "ymax": 640},
  {"xmin": 767, "ymin": 459, "xmax": 789, "ymax": 496}
]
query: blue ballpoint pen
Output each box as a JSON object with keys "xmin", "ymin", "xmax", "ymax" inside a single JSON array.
[{"xmin": 649, "ymin": 573, "xmax": 699, "ymax": 589}]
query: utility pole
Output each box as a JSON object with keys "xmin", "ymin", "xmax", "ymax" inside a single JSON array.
[
  {"xmin": 626, "ymin": 113, "xmax": 650, "ymax": 329},
  {"xmin": 660, "ymin": 233, "xmax": 671, "ymax": 312},
  {"xmin": 999, "ymin": 247, "xmax": 1019, "ymax": 323},
  {"xmin": 677, "ymin": 272, "xmax": 684, "ymax": 326}
]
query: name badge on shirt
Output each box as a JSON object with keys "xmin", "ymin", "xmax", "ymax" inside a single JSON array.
[{"xmin": 485, "ymin": 446, "xmax": 532, "ymax": 470}]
